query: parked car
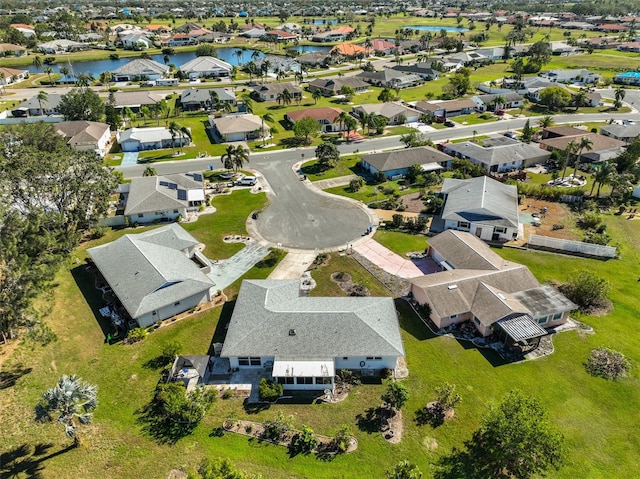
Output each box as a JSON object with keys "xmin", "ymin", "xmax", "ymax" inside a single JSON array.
[
  {"xmin": 444, "ymin": 120, "xmax": 455, "ymax": 127},
  {"xmin": 237, "ymin": 176, "xmax": 257, "ymax": 186},
  {"xmin": 503, "ymin": 131, "xmax": 518, "ymax": 139}
]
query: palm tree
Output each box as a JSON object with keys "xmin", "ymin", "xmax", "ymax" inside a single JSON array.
[
  {"xmin": 573, "ymin": 136, "xmax": 593, "ymax": 179},
  {"xmin": 312, "ymin": 89, "xmax": 322, "ymax": 105},
  {"xmin": 234, "ymin": 49, "xmax": 243, "ymax": 66},
  {"xmin": 44, "ymin": 66, "xmax": 53, "ymax": 85},
  {"xmin": 260, "ymin": 60, "xmax": 271, "ymax": 80},
  {"xmin": 245, "ymin": 61, "xmax": 258, "ymax": 80},
  {"xmin": 590, "ymin": 161, "xmax": 616, "ymax": 197},
  {"xmin": 337, "ymin": 111, "xmax": 349, "ymax": 132},
  {"xmin": 208, "ymin": 89, "xmax": 219, "ymax": 111},
  {"xmin": 278, "ymin": 88, "xmax": 293, "ymax": 106},
  {"xmin": 358, "ymin": 112, "xmax": 369, "ymax": 135},
  {"xmin": 32, "ymin": 55, "xmax": 43, "ymax": 72},
  {"xmin": 178, "ymin": 126, "xmax": 192, "ymax": 153},
  {"xmin": 221, "ymin": 144, "xmax": 235, "ymax": 172},
  {"xmin": 614, "ymin": 86, "xmax": 626, "ymax": 109},
  {"xmin": 143, "ymin": 166, "xmax": 157, "ymax": 176},
  {"xmin": 344, "ymin": 115, "xmax": 357, "ymax": 142},
  {"xmin": 123, "ymin": 107, "xmax": 135, "ymax": 129},
  {"xmin": 99, "ymin": 71, "xmax": 113, "ymax": 86},
  {"xmin": 232, "ymin": 145, "xmax": 249, "ymax": 171},
  {"xmin": 251, "ymin": 50, "xmax": 261, "ymax": 62},
  {"xmin": 0, "ymin": 71, "xmax": 5, "ymax": 93},
  {"xmin": 168, "ymin": 121, "xmax": 180, "ymax": 153},
  {"xmin": 537, "ymin": 115, "xmax": 554, "ymax": 129},
  {"xmin": 260, "ymin": 113, "xmax": 274, "ymax": 146},
  {"xmin": 39, "ymin": 375, "xmax": 98, "ymax": 446},
  {"xmin": 36, "ymin": 90, "xmax": 48, "ymax": 116},
  {"xmin": 561, "ymin": 140, "xmax": 579, "ymax": 181},
  {"xmin": 154, "ymin": 100, "xmax": 167, "ymax": 125},
  {"xmin": 492, "ymin": 94, "xmax": 506, "ymax": 113},
  {"xmin": 59, "ymin": 66, "xmax": 70, "ymax": 83}
]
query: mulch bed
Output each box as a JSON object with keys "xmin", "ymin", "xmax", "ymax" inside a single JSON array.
[
  {"xmin": 222, "ymin": 419, "xmax": 358, "ymax": 454},
  {"xmin": 331, "ymin": 272, "xmax": 371, "ymax": 296},
  {"xmin": 380, "ymin": 405, "xmax": 403, "ymax": 444}
]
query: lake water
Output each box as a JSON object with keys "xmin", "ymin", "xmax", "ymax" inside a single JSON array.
[
  {"xmin": 311, "ymin": 19, "xmax": 338, "ymax": 25},
  {"xmin": 16, "ymin": 47, "xmax": 269, "ymax": 79},
  {"xmin": 289, "ymin": 45, "xmax": 331, "ymax": 54},
  {"xmin": 407, "ymin": 25, "xmax": 469, "ymax": 33}
]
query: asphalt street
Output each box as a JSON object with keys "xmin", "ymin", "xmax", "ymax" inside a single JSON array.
[{"xmin": 118, "ymin": 101, "xmax": 640, "ymax": 251}]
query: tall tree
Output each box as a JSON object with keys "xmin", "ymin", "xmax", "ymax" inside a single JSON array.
[
  {"xmin": 59, "ymin": 88, "xmax": 104, "ymax": 121},
  {"xmin": 260, "ymin": 113, "xmax": 274, "ymax": 146},
  {"xmin": 573, "ymin": 136, "xmax": 593, "ymax": 178},
  {"xmin": 43, "ymin": 66, "xmax": 53, "ymax": 85},
  {"xmin": 38, "ymin": 375, "xmax": 98, "ymax": 446},
  {"xmin": 312, "ymin": 89, "xmax": 322, "ymax": 105},
  {"xmin": 315, "ymin": 141, "xmax": 340, "ymax": 168},
  {"xmin": 168, "ymin": 121, "xmax": 180, "ymax": 153},
  {"xmin": 561, "ymin": 140, "xmax": 579, "ymax": 180},
  {"xmin": 32, "ymin": 55, "xmax": 43, "ymax": 72},
  {"xmin": 36, "ymin": 90, "xmax": 48, "ymax": 116},
  {"xmin": 614, "ymin": 86, "xmax": 626, "ymax": 109},
  {"xmin": 292, "ymin": 116, "xmax": 320, "ymax": 145},
  {"xmin": 590, "ymin": 161, "xmax": 616, "ymax": 197},
  {"xmin": 387, "ymin": 460, "xmax": 422, "ymax": 479},
  {"xmin": 231, "ymin": 145, "xmax": 249, "ymax": 171}
]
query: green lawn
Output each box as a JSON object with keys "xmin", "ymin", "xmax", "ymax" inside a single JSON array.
[
  {"xmin": 309, "ymin": 253, "xmax": 392, "ymax": 298},
  {"xmin": 301, "ymin": 154, "xmax": 362, "ymax": 181},
  {"xmin": 373, "ymin": 229, "xmax": 429, "ymax": 256},
  {"xmin": 324, "ymin": 180, "xmax": 421, "ymax": 204}
]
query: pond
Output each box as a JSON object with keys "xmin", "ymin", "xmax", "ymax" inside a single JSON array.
[
  {"xmin": 14, "ymin": 47, "xmax": 269, "ymax": 79},
  {"xmin": 288, "ymin": 45, "xmax": 332, "ymax": 54},
  {"xmin": 406, "ymin": 25, "xmax": 469, "ymax": 33}
]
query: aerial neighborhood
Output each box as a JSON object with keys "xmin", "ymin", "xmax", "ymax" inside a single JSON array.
[{"xmin": 1, "ymin": 1, "xmax": 639, "ymax": 478}]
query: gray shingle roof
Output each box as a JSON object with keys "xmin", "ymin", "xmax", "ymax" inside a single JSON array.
[
  {"xmin": 428, "ymin": 229, "xmax": 506, "ymax": 271},
  {"xmin": 362, "ymin": 146, "xmax": 450, "ymax": 172},
  {"xmin": 179, "ymin": 56, "xmax": 232, "ymax": 74},
  {"xmin": 124, "ymin": 173, "xmax": 203, "ymax": 215},
  {"xmin": 14, "ymin": 93, "xmax": 63, "ymax": 111},
  {"xmin": 180, "ymin": 87, "xmax": 235, "ymax": 104},
  {"xmin": 111, "ymin": 58, "xmax": 169, "ymax": 77},
  {"xmin": 221, "ymin": 280, "xmax": 404, "ymax": 360},
  {"xmin": 88, "ymin": 224, "xmax": 214, "ymax": 319},
  {"xmin": 441, "ymin": 176, "xmax": 519, "ymax": 228},
  {"xmin": 444, "ymin": 140, "xmax": 550, "ymax": 167}
]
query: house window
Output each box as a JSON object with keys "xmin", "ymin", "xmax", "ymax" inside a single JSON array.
[
  {"xmin": 450, "ymin": 314, "xmax": 458, "ymax": 320},
  {"xmin": 473, "ymin": 317, "xmax": 481, "ymax": 326},
  {"xmin": 552, "ymin": 312, "xmax": 563, "ymax": 321},
  {"xmin": 173, "ymin": 209, "xmax": 179, "ymax": 214},
  {"xmin": 537, "ymin": 317, "xmax": 547, "ymax": 325},
  {"xmin": 374, "ymin": 357, "xmax": 382, "ymax": 360},
  {"xmin": 152, "ymin": 311, "xmax": 157, "ymax": 316},
  {"xmin": 366, "ymin": 356, "xmax": 374, "ymax": 360},
  {"xmin": 174, "ymin": 301, "xmax": 180, "ymax": 306},
  {"xmin": 238, "ymin": 357, "xmax": 250, "ymax": 366},
  {"xmin": 138, "ymin": 213, "xmax": 144, "ymax": 218},
  {"xmin": 342, "ymin": 357, "xmax": 348, "ymax": 360},
  {"xmin": 494, "ymin": 227, "xmax": 507, "ymax": 234},
  {"xmin": 277, "ymin": 376, "xmax": 294, "ymax": 384},
  {"xmin": 458, "ymin": 221, "xmax": 470, "ymax": 229},
  {"xmin": 297, "ymin": 377, "xmax": 314, "ymax": 385},
  {"xmin": 249, "ymin": 357, "xmax": 261, "ymax": 366},
  {"xmin": 315, "ymin": 377, "xmax": 332, "ymax": 385}
]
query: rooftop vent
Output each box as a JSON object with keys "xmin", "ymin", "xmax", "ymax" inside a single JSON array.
[
  {"xmin": 288, "ymin": 329, "xmax": 296, "ymax": 336},
  {"xmin": 448, "ymin": 285, "xmax": 458, "ymax": 290}
]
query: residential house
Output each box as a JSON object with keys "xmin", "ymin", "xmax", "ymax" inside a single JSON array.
[
  {"xmin": 0, "ymin": 66, "xmax": 28, "ymax": 85},
  {"xmin": 164, "ymin": 33, "xmax": 194, "ymax": 47},
  {"xmin": 432, "ymin": 176, "xmax": 520, "ymax": 241},
  {"xmin": 285, "ymin": 107, "xmax": 344, "ymax": 133},
  {"xmin": 54, "ymin": 121, "xmax": 111, "ymax": 157},
  {"xmin": 111, "ymin": 59, "xmax": 169, "ymax": 82},
  {"xmin": 446, "ymin": 50, "xmax": 489, "ymax": 66},
  {"xmin": 239, "ymin": 28, "xmax": 267, "ymax": 39},
  {"xmin": 112, "ymin": 91, "xmax": 167, "ymax": 112},
  {"xmin": 368, "ymin": 38, "xmax": 398, "ymax": 55},
  {"xmin": 255, "ymin": 55, "xmax": 300, "ymax": 74},
  {"xmin": 356, "ymin": 69, "xmax": 423, "ymax": 89},
  {"xmin": 220, "ymin": 279, "xmax": 405, "ymax": 392},
  {"xmin": 330, "ymin": 43, "xmax": 368, "ymax": 58},
  {"xmin": 0, "ymin": 43, "xmax": 26, "ymax": 56},
  {"xmin": 263, "ymin": 30, "xmax": 298, "ymax": 42},
  {"xmin": 410, "ymin": 230, "xmax": 576, "ymax": 344},
  {"xmin": 251, "ymin": 82, "xmax": 302, "ymax": 102},
  {"xmin": 118, "ymin": 127, "xmax": 190, "ymax": 152},
  {"xmin": 472, "ymin": 92, "xmax": 524, "ymax": 111},
  {"xmin": 539, "ymin": 131, "xmax": 627, "ymax": 163},
  {"xmin": 179, "ymin": 88, "xmax": 235, "ymax": 111},
  {"xmin": 312, "ymin": 26, "xmax": 355, "ymax": 42},
  {"xmin": 308, "ymin": 77, "xmax": 369, "ymax": 96},
  {"xmin": 539, "ymin": 69, "xmax": 600, "ymax": 84},
  {"xmin": 169, "ymin": 356, "xmax": 210, "ymax": 391},
  {"xmin": 209, "ymin": 114, "xmax": 265, "ymax": 142},
  {"xmin": 617, "ymin": 42, "xmax": 640, "ymax": 53},
  {"xmin": 415, "ymin": 99, "xmax": 477, "ymax": 118},
  {"xmin": 390, "ymin": 63, "xmax": 440, "ymax": 81},
  {"xmin": 11, "ymin": 93, "xmax": 63, "ymax": 117},
  {"xmin": 88, "ymin": 223, "xmax": 216, "ymax": 328},
  {"xmin": 143, "ymin": 24, "xmax": 171, "ymax": 35},
  {"xmin": 549, "ymin": 41, "xmax": 583, "ymax": 56},
  {"xmin": 120, "ymin": 172, "xmax": 205, "ymax": 224},
  {"xmin": 600, "ymin": 122, "xmax": 640, "ymax": 143},
  {"xmin": 10, "ymin": 24, "xmax": 35, "ymax": 38},
  {"xmin": 614, "ymin": 71, "xmax": 640, "ymax": 86},
  {"xmin": 352, "ymin": 102, "xmax": 421, "ymax": 125},
  {"xmin": 179, "ymin": 56, "xmax": 232, "ymax": 79},
  {"xmin": 442, "ymin": 137, "xmax": 551, "ymax": 173},
  {"xmin": 360, "ymin": 146, "xmax": 448, "ymax": 179},
  {"xmin": 77, "ymin": 33, "xmax": 103, "ymax": 43},
  {"xmin": 297, "ymin": 51, "xmax": 331, "ymax": 68},
  {"xmin": 120, "ymin": 33, "xmax": 154, "ymax": 49},
  {"xmin": 38, "ymin": 39, "xmax": 89, "ymax": 54}
]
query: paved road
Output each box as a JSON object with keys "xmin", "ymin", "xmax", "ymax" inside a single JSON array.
[{"xmin": 119, "ymin": 107, "xmax": 640, "ymax": 251}]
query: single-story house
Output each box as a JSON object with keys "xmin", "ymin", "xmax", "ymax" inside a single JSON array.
[
  {"xmin": 330, "ymin": 43, "xmax": 368, "ymax": 58},
  {"xmin": 11, "ymin": 93, "xmax": 63, "ymax": 117},
  {"xmin": 446, "ymin": 50, "xmax": 489, "ymax": 66},
  {"xmin": 442, "ymin": 137, "xmax": 551, "ymax": 173},
  {"xmin": 209, "ymin": 114, "xmax": 265, "ymax": 142},
  {"xmin": 54, "ymin": 121, "xmax": 111, "ymax": 157},
  {"xmin": 0, "ymin": 66, "xmax": 28, "ymax": 85},
  {"xmin": 112, "ymin": 91, "xmax": 167, "ymax": 112},
  {"xmin": 120, "ymin": 33, "xmax": 153, "ymax": 49},
  {"xmin": 539, "ymin": 69, "xmax": 599, "ymax": 84},
  {"xmin": 360, "ymin": 146, "xmax": 448, "ymax": 178},
  {"xmin": 251, "ymin": 82, "xmax": 303, "ymax": 102},
  {"xmin": 312, "ymin": 26, "xmax": 355, "ymax": 42},
  {"xmin": 472, "ymin": 92, "xmax": 524, "ymax": 111},
  {"xmin": 356, "ymin": 69, "xmax": 423, "ymax": 89},
  {"xmin": 179, "ymin": 56, "xmax": 232, "ymax": 79},
  {"xmin": 600, "ymin": 122, "xmax": 640, "ymax": 143},
  {"xmin": 164, "ymin": 33, "xmax": 194, "ymax": 47},
  {"xmin": 144, "ymin": 24, "xmax": 171, "ymax": 34},
  {"xmin": 255, "ymin": 55, "xmax": 301, "ymax": 74},
  {"xmin": 297, "ymin": 51, "xmax": 332, "ymax": 68},
  {"xmin": 239, "ymin": 27, "xmax": 267, "ymax": 39},
  {"xmin": 410, "ymin": 230, "xmax": 576, "ymax": 345},
  {"xmin": 285, "ymin": 107, "xmax": 344, "ymax": 133},
  {"xmin": 539, "ymin": 131, "xmax": 627, "ymax": 163},
  {"xmin": 0, "ymin": 43, "xmax": 26, "ymax": 56},
  {"xmin": 121, "ymin": 172, "xmax": 205, "ymax": 223},
  {"xmin": 263, "ymin": 29, "xmax": 298, "ymax": 42},
  {"xmin": 614, "ymin": 71, "xmax": 640, "ymax": 86},
  {"xmin": 307, "ymin": 77, "xmax": 369, "ymax": 96},
  {"xmin": 88, "ymin": 223, "xmax": 216, "ymax": 328},
  {"xmin": 179, "ymin": 87, "xmax": 235, "ymax": 111},
  {"xmin": 433, "ymin": 176, "xmax": 520, "ymax": 241},
  {"xmin": 415, "ymin": 99, "xmax": 477, "ymax": 118},
  {"xmin": 390, "ymin": 64, "xmax": 440, "ymax": 81},
  {"xmin": 111, "ymin": 59, "xmax": 169, "ymax": 82},
  {"xmin": 352, "ymin": 102, "xmax": 421, "ymax": 125},
  {"xmin": 38, "ymin": 39, "xmax": 89, "ymax": 54},
  {"xmin": 549, "ymin": 41, "xmax": 583, "ymax": 56},
  {"xmin": 220, "ymin": 279, "xmax": 405, "ymax": 391},
  {"xmin": 118, "ymin": 127, "xmax": 190, "ymax": 152},
  {"xmin": 368, "ymin": 38, "xmax": 399, "ymax": 55}
]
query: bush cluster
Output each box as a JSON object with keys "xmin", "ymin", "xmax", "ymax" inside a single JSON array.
[{"xmin": 585, "ymin": 347, "xmax": 631, "ymax": 380}]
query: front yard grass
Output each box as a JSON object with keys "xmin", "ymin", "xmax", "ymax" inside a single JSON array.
[
  {"xmin": 373, "ymin": 229, "xmax": 428, "ymax": 256},
  {"xmin": 301, "ymin": 154, "xmax": 362, "ymax": 181},
  {"xmin": 324, "ymin": 180, "xmax": 420, "ymax": 204}
]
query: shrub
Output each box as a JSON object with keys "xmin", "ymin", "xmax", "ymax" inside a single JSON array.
[
  {"xmin": 290, "ymin": 425, "xmax": 318, "ymax": 453},
  {"xmin": 336, "ymin": 369, "xmax": 361, "ymax": 386},
  {"xmin": 349, "ymin": 178, "xmax": 363, "ymax": 192},
  {"xmin": 585, "ymin": 347, "xmax": 631, "ymax": 380},
  {"xmin": 381, "ymin": 380, "xmax": 409, "ymax": 411},
  {"xmin": 90, "ymin": 225, "xmax": 108, "ymax": 239},
  {"xmin": 373, "ymin": 171, "xmax": 387, "ymax": 184},
  {"xmin": 127, "ymin": 327, "xmax": 147, "ymax": 343},
  {"xmin": 222, "ymin": 389, "xmax": 234, "ymax": 400},
  {"xmin": 263, "ymin": 411, "xmax": 293, "ymax": 440},
  {"xmin": 258, "ymin": 378, "xmax": 283, "ymax": 402},
  {"xmin": 256, "ymin": 248, "xmax": 284, "ymax": 268},
  {"xmin": 559, "ymin": 271, "xmax": 611, "ymax": 313},
  {"xmin": 435, "ymin": 382, "xmax": 462, "ymax": 411},
  {"xmin": 578, "ymin": 211, "xmax": 603, "ymax": 230},
  {"xmin": 331, "ymin": 424, "xmax": 352, "ymax": 453}
]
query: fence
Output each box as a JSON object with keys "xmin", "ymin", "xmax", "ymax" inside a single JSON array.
[{"xmin": 528, "ymin": 234, "xmax": 617, "ymax": 259}]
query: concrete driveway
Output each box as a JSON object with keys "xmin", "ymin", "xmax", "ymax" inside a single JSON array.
[{"xmin": 353, "ymin": 238, "xmax": 440, "ymax": 279}]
